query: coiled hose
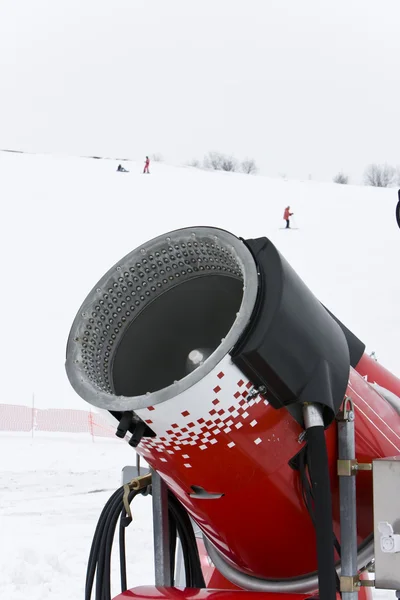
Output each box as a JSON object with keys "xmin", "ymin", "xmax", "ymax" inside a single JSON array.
[{"xmin": 85, "ymin": 480, "xmax": 205, "ymax": 600}]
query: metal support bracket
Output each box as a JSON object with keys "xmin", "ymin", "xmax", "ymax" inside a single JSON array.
[
  {"xmin": 337, "ymin": 397, "xmax": 355, "ymax": 423},
  {"xmin": 130, "ymin": 472, "xmax": 152, "ymax": 491},
  {"xmin": 337, "ymin": 459, "xmax": 373, "ymax": 476},
  {"xmin": 152, "ymin": 469, "xmax": 172, "ymax": 586},
  {"xmin": 340, "ymin": 575, "xmax": 375, "ymax": 592},
  {"xmin": 337, "ymin": 396, "xmax": 359, "ymax": 600}
]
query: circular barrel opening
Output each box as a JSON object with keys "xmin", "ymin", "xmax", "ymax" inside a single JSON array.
[
  {"xmin": 112, "ymin": 272, "xmax": 243, "ymax": 396},
  {"xmin": 67, "ymin": 227, "xmax": 260, "ymax": 409}
]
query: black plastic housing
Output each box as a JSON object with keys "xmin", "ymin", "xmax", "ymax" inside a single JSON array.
[
  {"xmin": 322, "ymin": 305, "xmax": 365, "ymax": 368},
  {"xmin": 231, "ymin": 237, "xmax": 364, "ymax": 426}
]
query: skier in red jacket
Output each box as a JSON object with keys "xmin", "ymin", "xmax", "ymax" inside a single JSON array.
[
  {"xmin": 283, "ymin": 206, "xmax": 293, "ymax": 229},
  {"xmin": 143, "ymin": 156, "xmax": 150, "ymax": 174}
]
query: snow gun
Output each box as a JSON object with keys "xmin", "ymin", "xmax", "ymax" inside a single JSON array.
[{"xmin": 66, "ymin": 227, "xmax": 400, "ymax": 600}]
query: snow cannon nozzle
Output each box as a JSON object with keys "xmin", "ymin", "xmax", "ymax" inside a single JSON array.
[
  {"xmin": 66, "ymin": 226, "xmax": 363, "ymax": 425},
  {"xmin": 65, "ymin": 225, "xmax": 381, "ymax": 595}
]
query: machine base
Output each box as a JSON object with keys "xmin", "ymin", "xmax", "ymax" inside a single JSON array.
[{"xmin": 113, "ymin": 586, "xmax": 372, "ymax": 600}]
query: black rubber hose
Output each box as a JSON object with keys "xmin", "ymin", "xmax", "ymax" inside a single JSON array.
[
  {"xmin": 103, "ymin": 491, "xmax": 139, "ymax": 600},
  {"xmin": 119, "ymin": 508, "xmax": 128, "ymax": 592},
  {"xmin": 306, "ymin": 426, "xmax": 337, "ymax": 600},
  {"xmin": 103, "ymin": 496, "xmax": 128, "ymax": 600},
  {"xmin": 86, "ymin": 488, "xmax": 122, "ymax": 588},
  {"xmin": 167, "ymin": 492, "xmax": 206, "ymax": 588},
  {"xmin": 96, "ymin": 492, "xmax": 124, "ymax": 600},
  {"xmin": 86, "ymin": 484, "xmax": 205, "ymax": 599},
  {"xmin": 118, "ymin": 490, "xmax": 139, "ymax": 594},
  {"xmin": 86, "ymin": 487, "xmax": 123, "ymax": 600}
]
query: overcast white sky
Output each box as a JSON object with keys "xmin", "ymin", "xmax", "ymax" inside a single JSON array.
[{"xmin": 1, "ymin": 0, "xmax": 400, "ymax": 182}]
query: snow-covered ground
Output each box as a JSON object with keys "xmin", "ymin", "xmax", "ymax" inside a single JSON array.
[
  {"xmin": 0, "ymin": 434, "xmax": 154, "ymax": 600},
  {"xmin": 0, "ymin": 433, "xmax": 394, "ymax": 600},
  {"xmin": 1, "ymin": 152, "xmax": 399, "ymax": 598},
  {"xmin": 1, "ymin": 151, "xmax": 399, "ymax": 411}
]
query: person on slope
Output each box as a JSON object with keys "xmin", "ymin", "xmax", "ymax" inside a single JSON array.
[
  {"xmin": 283, "ymin": 206, "xmax": 293, "ymax": 229},
  {"xmin": 117, "ymin": 164, "xmax": 129, "ymax": 172},
  {"xmin": 143, "ymin": 156, "xmax": 150, "ymax": 174}
]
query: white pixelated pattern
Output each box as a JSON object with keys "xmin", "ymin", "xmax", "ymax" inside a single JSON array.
[{"xmin": 136, "ymin": 355, "xmax": 269, "ymax": 468}]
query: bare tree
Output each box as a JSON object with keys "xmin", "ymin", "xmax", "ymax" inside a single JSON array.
[
  {"xmin": 203, "ymin": 152, "xmax": 238, "ymax": 172},
  {"xmin": 333, "ymin": 171, "xmax": 349, "ymax": 184},
  {"xmin": 241, "ymin": 159, "xmax": 258, "ymax": 174},
  {"xmin": 363, "ymin": 163, "xmax": 395, "ymax": 187},
  {"xmin": 220, "ymin": 155, "xmax": 238, "ymax": 172},
  {"xmin": 150, "ymin": 153, "xmax": 164, "ymax": 162},
  {"xmin": 203, "ymin": 152, "xmax": 224, "ymax": 170},
  {"xmin": 186, "ymin": 158, "xmax": 200, "ymax": 168}
]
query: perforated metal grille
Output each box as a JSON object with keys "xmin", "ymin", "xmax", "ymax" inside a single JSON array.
[{"xmin": 77, "ymin": 233, "xmax": 245, "ymax": 395}]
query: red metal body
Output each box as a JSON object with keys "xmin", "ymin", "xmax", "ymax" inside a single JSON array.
[
  {"xmin": 136, "ymin": 365, "xmax": 400, "ymax": 580},
  {"xmin": 196, "ymin": 538, "xmax": 239, "ymax": 591},
  {"xmin": 356, "ymin": 353, "xmax": 400, "ymax": 397},
  {"xmin": 113, "ymin": 354, "xmax": 399, "ymax": 599}
]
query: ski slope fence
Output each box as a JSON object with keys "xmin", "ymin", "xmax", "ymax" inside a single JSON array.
[{"xmin": 0, "ymin": 403, "xmax": 116, "ymax": 439}]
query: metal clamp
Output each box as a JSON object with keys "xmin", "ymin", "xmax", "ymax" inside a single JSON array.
[
  {"xmin": 337, "ymin": 459, "xmax": 372, "ymax": 476},
  {"xmin": 130, "ymin": 472, "xmax": 152, "ymax": 491},
  {"xmin": 123, "ymin": 483, "xmax": 133, "ymax": 520},
  {"xmin": 340, "ymin": 575, "xmax": 375, "ymax": 592},
  {"xmin": 337, "ymin": 397, "xmax": 355, "ymax": 422}
]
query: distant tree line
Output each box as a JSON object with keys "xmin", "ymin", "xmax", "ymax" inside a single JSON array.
[
  {"xmin": 188, "ymin": 152, "xmax": 258, "ymax": 175},
  {"xmin": 363, "ymin": 163, "xmax": 398, "ymax": 188},
  {"xmin": 185, "ymin": 153, "xmax": 400, "ymax": 186},
  {"xmin": 333, "ymin": 163, "xmax": 400, "ymax": 187}
]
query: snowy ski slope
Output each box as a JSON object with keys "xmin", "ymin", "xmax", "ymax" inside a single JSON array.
[
  {"xmin": 1, "ymin": 151, "xmax": 399, "ymax": 409},
  {"xmin": 0, "ymin": 434, "xmax": 154, "ymax": 600},
  {"xmin": 1, "ymin": 151, "xmax": 399, "ymax": 599}
]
